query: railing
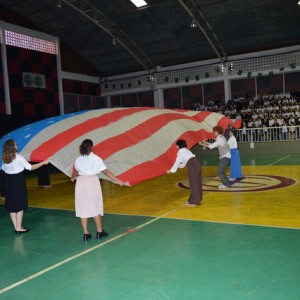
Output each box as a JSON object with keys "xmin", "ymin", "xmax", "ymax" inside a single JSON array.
[
  {"xmin": 101, "ymin": 50, "xmax": 300, "ymax": 94},
  {"xmin": 235, "ymin": 126, "xmax": 300, "ymax": 143}
]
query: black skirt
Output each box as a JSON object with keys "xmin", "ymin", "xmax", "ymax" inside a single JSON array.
[
  {"xmin": 0, "ymin": 169, "xmax": 5, "ymax": 197},
  {"xmin": 4, "ymin": 171, "xmax": 28, "ymax": 213}
]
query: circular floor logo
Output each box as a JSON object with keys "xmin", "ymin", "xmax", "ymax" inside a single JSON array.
[{"xmin": 177, "ymin": 175, "xmax": 296, "ymax": 192}]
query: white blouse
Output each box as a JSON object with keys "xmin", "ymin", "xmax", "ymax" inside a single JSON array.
[
  {"xmin": 2, "ymin": 154, "xmax": 32, "ymax": 174},
  {"xmin": 228, "ymin": 136, "xmax": 238, "ymax": 149},
  {"xmin": 75, "ymin": 152, "xmax": 107, "ymax": 175},
  {"xmin": 170, "ymin": 148, "xmax": 195, "ymax": 173}
]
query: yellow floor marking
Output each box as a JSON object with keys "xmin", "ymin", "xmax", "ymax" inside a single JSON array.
[{"xmin": 24, "ymin": 164, "xmax": 300, "ymax": 229}]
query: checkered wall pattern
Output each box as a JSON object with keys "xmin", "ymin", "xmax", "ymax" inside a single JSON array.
[
  {"xmin": 0, "ymin": 55, "xmax": 5, "ymax": 115},
  {"xmin": 7, "ymin": 45, "xmax": 59, "ymax": 117}
]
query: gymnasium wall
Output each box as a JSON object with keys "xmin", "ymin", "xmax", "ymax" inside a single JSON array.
[
  {"xmin": 161, "ymin": 72, "xmax": 300, "ymax": 109},
  {"xmin": 256, "ymin": 74, "xmax": 283, "ymax": 95},
  {"xmin": 203, "ymin": 81, "xmax": 225, "ymax": 104},
  {"xmin": 163, "ymin": 82, "xmax": 224, "ymax": 109},
  {"xmin": 164, "ymin": 87, "xmax": 181, "ymax": 108},
  {"xmin": 231, "ymin": 78, "xmax": 256, "ymax": 98},
  {"xmin": 110, "ymin": 91, "xmax": 154, "ymax": 108},
  {"xmin": 0, "ymin": 56, "xmax": 5, "ymax": 115},
  {"xmin": 138, "ymin": 90, "xmax": 155, "ymax": 107},
  {"xmin": 285, "ymin": 72, "xmax": 300, "ymax": 91},
  {"xmin": 63, "ymin": 79, "xmax": 100, "ymax": 95},
  {"xmin": 7, "ymin": 45, "xmax": 59, "ymax": 117},
  {"xmin": 62, "ymin": 79, "xmax": 104, "ymax": 113},
  {"xmin": 182, "ymin": 84, "xmax": 203, "ymax": 109}
]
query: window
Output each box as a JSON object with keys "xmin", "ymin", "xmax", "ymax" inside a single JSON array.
[{"xmin": 5, "ymin": 30, "xmax": 56, "ymax": 54}]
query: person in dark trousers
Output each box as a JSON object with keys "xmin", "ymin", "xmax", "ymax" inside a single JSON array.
[
  {"xmin": 167, "ymin": 139, "xmax": 202, "ymax": 206},
  {"xmin": 37, "ymin": 164, "xmax": 51, "ymax": 188},
  {"xmin": 199, "ymin": 126, "xmax": 231, "ymax": 189}
]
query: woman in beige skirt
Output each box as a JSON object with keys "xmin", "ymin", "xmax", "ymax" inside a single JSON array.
[{"xmin": 71, "ymin": 139, "xmax": 124, "ymax": 242}]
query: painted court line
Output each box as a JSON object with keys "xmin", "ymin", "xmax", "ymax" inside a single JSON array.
[
  {"xmin": 268, "ymin": 155, "xmax": 290, "ymax": 165},
  {"xmin": 0, "ymin": 203, "xmax": 186, "ymax": 295},
  {"xmin": 165, "ymin": 215, "xmax": 300, "ymax": 231}
]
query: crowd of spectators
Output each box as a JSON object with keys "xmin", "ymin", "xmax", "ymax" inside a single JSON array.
[{"xmin": 191, "ymin": 89, "xmax": 300, "ymax": 141}]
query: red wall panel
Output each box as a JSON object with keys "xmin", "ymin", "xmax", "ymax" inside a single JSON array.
[
  {"xmin": 231, "ymin": 78, "xmax": 255, "ymax": 99},
  {"xmin": 203, "ymin": 81, "xmax": 224, "ymax": 104},
  {"xmin": 256, "ymin": 74, "xmax": 283, "ymax": 95},
  {"xmin": 138, "ymin": 91, "xmax": 154, "ymax": 107},
  {"xmin": 122, "ymin": 93, "xmax": 138, "ymax": 107},
  {"xmin": 63, "ymin": 79, "xmax": 100, "ymax": 96},
  {"xmin": 285, "ymin": 72, "xmax": 300, "ymax": 91},
  {"xmin": 7, "ymin": 45, "xmax": 59, "ymax": 117},
  {"xmin": 163, "ymin": 87, "xmax": 181, "ymax": 109},
  {"xmin": 182, "ymin": 84, "xmax": 203, "ymax": 109}
]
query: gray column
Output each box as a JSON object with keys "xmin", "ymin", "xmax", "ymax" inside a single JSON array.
[{"xmin": 0, "ymin": 23, "xmax": 11, "ymax": 114}]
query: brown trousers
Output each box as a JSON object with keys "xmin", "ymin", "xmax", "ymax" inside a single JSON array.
[{"xmin": 187, "ymin": 157, "xmax": 202, "ymax": 205}]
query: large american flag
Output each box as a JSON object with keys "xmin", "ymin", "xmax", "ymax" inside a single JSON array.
[{"xmin": 0, "ymin": 108, "xmax": 240, "ymax": 186}]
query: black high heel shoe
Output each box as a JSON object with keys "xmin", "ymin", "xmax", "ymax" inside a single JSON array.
[
  {"xmin": 83, "ymin": 233, "xmax": 92, "ymax": 242},
  {"xmin": 15, "ymin": 228, "xmax": 30, "ymax": 234},
  {"xmin": 96, "ymin": 231, "xmax": 109, "ymax": 240}
]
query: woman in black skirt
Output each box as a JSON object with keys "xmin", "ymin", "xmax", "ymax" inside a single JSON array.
[
  {"xmin": 167, "ymin": 140, "xmax": 202, "ymax": 206},
  {"xmin": 1, "ymin": 139, "xmax": 48, "ymax": 234}
]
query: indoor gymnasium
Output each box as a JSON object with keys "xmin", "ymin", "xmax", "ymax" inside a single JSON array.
[{"xmin": 0, "ymin": 1, "xmax": 300, "ymax": 299}]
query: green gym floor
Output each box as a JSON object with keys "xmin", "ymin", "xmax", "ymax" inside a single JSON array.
[{"xmin": 0, "ymin": 154, "xmax": 300, "ymax": 300}]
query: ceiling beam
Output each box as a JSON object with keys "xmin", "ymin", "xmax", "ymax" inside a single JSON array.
[
  {"xmin": 62, "ymin": 0, "xmax": 155, "ymax": 73},
  {"xmin": 177, "ymin": 0, "xmax": 227, "ymax": 62}
]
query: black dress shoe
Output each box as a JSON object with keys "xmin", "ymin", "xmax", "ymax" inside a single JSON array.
[
  {"xmin": 96, "ymin": 231, "xmax": 109, "ymax": 239},
  {"xmin": 15, "ymin": 228, "xmax": 30, "ymax": 234},
  {"xmin": 83, "ymin": 233, "xmax": 92, "ymax": 241}
]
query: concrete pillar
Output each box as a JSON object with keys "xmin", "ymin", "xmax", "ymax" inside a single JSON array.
[
  {"xmin": 106, "ymin": 95, "xmax": 112, "ymax": 108},
  {"xmin": 0, "ymin": 23, "xmax": 11, "ymax": 114},
  {"xmin": 154, "ymin": 88, "xmax": 164, "ymax": 108},
  {"xmin": 223, "ymin": 64, "xmax": 230, "ymax": 103}
]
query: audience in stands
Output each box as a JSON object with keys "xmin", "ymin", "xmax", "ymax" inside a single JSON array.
[{"xmin": 191, "ymin": 89, "xmax": 300, "ymax": 141}]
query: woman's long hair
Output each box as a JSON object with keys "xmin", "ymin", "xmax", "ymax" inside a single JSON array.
[{"xmin": 2, "ymin": 139, "xmax": 16, "ymax": 164}]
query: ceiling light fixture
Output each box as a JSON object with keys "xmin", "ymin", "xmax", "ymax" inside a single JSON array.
[
  {"xmin": 298, "ymin": 0, "xmax": 300, "ymax": 5},
  {"xmin": 190, "ymin": 19, "xmax": 197, "ymax": 28},
  {"xmin": 130, "ymin": 0, "xmax": 148, "ymax": 8},
  {"xmin": 147, "ymin": 74, "xmax": 155, "ymax": 82},
  {"xmin": 56, "ymin": 0, "xmax": 62, "ymax": 8}
]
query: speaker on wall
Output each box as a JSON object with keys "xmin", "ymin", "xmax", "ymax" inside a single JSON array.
[{"xmin": 23, "ymin": 72, "xmax": 46, "ymax": 89}]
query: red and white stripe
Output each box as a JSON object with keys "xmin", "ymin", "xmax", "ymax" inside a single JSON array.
[{"xmin": 20, "ymin": 108, "xmax": 240, "ymax": 186}]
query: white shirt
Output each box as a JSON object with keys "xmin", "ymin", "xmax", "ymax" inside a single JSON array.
[
  {"xmin": 228, "ymin": 136, "xmax": 238, "ymax": 149},
  {"xmin": 281, "ymin": 125, "xmax": 288, "ymax": 133},
  {"xmin": 2, "ymin": 154, "xmax": 31, "ymax": 174},
  {"xmin": 209, "ymin": 136, "xmax": 231, "ymax": 159},
  {"xmin": 170, "ymin": 148, "xmax": 195, "ymax": 173},
  {"xmin": 75, "ymin": 152, "xmax": 107, "ymax": 175}
]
